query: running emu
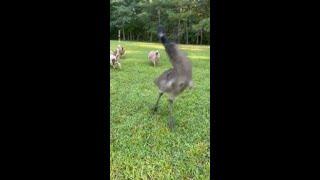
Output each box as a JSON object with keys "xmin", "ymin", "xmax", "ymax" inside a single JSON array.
[{"xmin": 152, "ymin": 25, "xmax": 193, "ymax": 129}]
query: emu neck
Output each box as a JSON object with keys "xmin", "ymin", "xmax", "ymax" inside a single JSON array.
[{"xmin": 165, "ymin": 45, "xmax": 189, "ymax": 74}]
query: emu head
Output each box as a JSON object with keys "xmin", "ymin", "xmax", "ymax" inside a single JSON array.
[
  {"xmin": 155, "ymin": 50, "xmax": 160, "ymax": 58},
  {"xmin": 121, "ymin": 46, "xmax": 125, "ymax": 54},
  {"xmin": 117, "ymin": 45, "xmax": 125, "ymax": 55}
]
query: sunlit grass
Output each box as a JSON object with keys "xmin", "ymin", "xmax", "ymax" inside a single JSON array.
[{"xmin": 110, "ymin": 40, "xmax": 211, "ymax": 179}]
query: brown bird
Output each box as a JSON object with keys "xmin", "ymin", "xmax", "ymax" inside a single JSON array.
[{"xmin": 152, "ymin": 25, "xmax": 193, "ymax": 129}]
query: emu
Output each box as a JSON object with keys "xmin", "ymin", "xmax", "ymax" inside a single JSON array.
[
  {"xmin": 152, "ymin": 25, "xmax": 193, "ymax": 129},
  {"xmin": 148, "ymin": 50, "xmax": 160, "ymax": 67},
  {"xmin": 110, "ymin": 50, "xmax": 121, "ymax": 69},
  {"xmin": 117, "ymin": 45, "xmax": 125, "ymax": 58}
]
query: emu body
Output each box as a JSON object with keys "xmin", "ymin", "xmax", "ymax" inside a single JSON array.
[
  {"xmin": 148, "ymin": 50, "xmax": 160, "ymax": 67},
  {"xmin": 152, "ymin": 25, "xmax": 193, "ymax": 129},
  {"xmin": 110, "ymin": 53, "xmax": 121, "ymax": 69}
]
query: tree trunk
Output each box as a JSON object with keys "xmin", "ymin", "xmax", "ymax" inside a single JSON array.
[
  {"xmin": 185, "ymin": 21, "xmax": 188, "ymax": 44},
  {"xmin": 196, "ymin": 33, "xmax": 199, "ymax": 44},
  {"xmin": 118, "ymin": 30, "xmax": 121, "ymax": 42},
  {"xmin": 158, "ymin": 9, "xmax": 160, "ymax": 24},
  {"xmin": 122, "ymin": 28, "xmax": 125, "ymax": 41},
  {"xmin": 200, "ymin": 29, "xmax": 203, "ymax": 45},
  {"xmin": 178, "ymin": 8, "xmax": 182, "ymax": 44},
  {"xmin": 178, "ymin": 20, "xmax": 180, "ymax": 44}
]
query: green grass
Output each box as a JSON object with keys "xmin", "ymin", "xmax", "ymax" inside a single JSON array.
[{"xmin": 110, "ymin": 40, "xmax": 210, "ymax": 179}]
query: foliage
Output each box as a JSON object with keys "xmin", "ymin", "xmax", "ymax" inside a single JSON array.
[{"xmin": 110, "ymin": 0, "xmax": 210, "ymax": 44}]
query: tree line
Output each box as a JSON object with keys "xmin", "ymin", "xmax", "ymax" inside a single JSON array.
[{"xmin": 110, "ymin": 0, "xmax": 210, "ymax": 45}]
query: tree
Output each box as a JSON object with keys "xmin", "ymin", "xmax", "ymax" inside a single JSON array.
[{"xmin": 109, "ymin": 0, "xmax": 211, "ymax": 45}]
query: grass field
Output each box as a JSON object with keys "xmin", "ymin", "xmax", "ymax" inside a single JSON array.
[{"xmin": 110, "ymin": 40, "xmax": 210, "ymax": 179}]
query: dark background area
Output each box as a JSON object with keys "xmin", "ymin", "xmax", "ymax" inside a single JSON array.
[
  {"xmin": 2, "ymin": 0, "xmax": 109, "ymax": 179},
  {"xmin": 214, "ymin": 0, "xmax": 317, "ymax": 179},
  {"xmin": 1, "ymin": 0, "xmax": 317, "ymax": 179}
]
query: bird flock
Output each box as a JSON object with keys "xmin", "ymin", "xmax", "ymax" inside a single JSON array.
[
  {"xmin": 110, "ymin": 45, "xmax": 161, "ymax": 69},
  {"xmin": 110, "ymin": 25, "xmax": 193, "ymax": 130}
]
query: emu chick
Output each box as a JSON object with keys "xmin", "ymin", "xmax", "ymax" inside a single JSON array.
[{"xmin": 148, "ymin": 50, "xmax": 160, "ymax": 67}]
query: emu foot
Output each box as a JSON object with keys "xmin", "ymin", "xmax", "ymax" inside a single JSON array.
[
  {"xmin": 168, "ymin": 116, "xmax": 175, "ymax": 130},
  {"xmin": 151, "ymin": 105, "xmax": 159, "ymax": 114}
]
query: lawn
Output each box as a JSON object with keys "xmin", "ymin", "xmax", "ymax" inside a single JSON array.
[{"xmin": 110, "ymin": 40, "xmax": 211, "ymax": 179}]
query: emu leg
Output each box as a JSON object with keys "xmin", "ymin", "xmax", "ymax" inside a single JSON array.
[
  {"xmin": 152, "ymin": 92, "xmax": 163, "ymax": 113},
  {"xmin": 168, "ymin": 99, "xmax": 175, "ymax": 129}
]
